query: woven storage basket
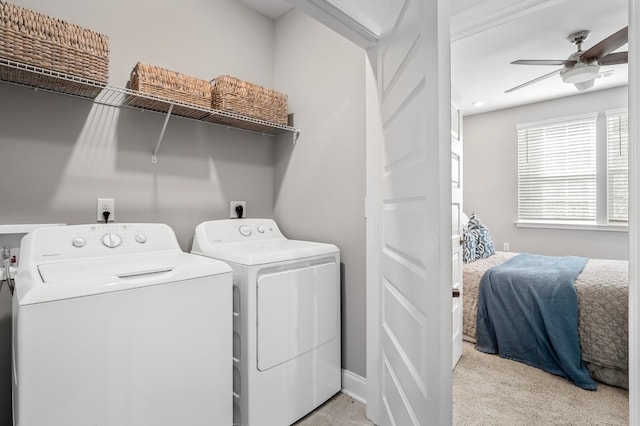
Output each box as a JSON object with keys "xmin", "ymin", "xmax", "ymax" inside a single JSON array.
[
  {"xmin": 0, "ymin": 1, "xmax": 108, "ymax": 97},
  {"xmin": 211, "ymin": 75, "xmax": 288, "ymax": 125},
  {"xmin": 129, "ymin": 62, "xmax": 211, "ymax": 119}
]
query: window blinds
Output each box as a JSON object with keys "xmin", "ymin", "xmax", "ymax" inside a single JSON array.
[
  {"xmin": 606, "ymin": 109, "xmax": 629, "ymax": 223},
  {"xmin": 517, "ymin": 113, "xmax": 597, "ymax": 221}
]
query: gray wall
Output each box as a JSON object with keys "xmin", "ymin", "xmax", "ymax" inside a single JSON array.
[
  {"xmin": 2, "ymin": 0, "xmax": 280, "ymax": 245},
  {"xmin": 273, "ymin": 10, "xmax": 367, "ymax": 377},
  {"xmin": 11, "ymin": 0, "xmax": 277, "ymax": 89},
  {"xmin": 0, "ymin": 2, "xmax": 368, "ymax": 423},
  {"xmin": 464, "ymin": 86, "xmax": 629, "ymax": 260}
]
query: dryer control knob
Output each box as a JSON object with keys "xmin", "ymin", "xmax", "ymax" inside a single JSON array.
[
  {"xmin": 72, "ymin": 237, "xmax": 86, "ymax": 248},
  {"xmin": 239, "ymin": 225, "xmax": 252, "ymax": 236},
  {"xmin": 256, "ymin": 225, "xmax": 265, "ymax": 233},
  {"xmin": 135, "ymin": 233, "xmax": 147, "ymax": 244},
  {"xmin": 102, "ymin": 232, "xmax": 122, "ymax": 248}
]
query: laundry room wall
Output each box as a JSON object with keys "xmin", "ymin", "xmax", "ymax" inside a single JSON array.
[
  {"xmin": 0, "ymin": 1, "xmax": 283, "ymax": 423},
  {"xmin": 1, "ymin": 0, "xmax": 280, "ymax": 246},
  {"xmin": 273, "ymin": 10, "xmax": 367, "ymax": 379}
]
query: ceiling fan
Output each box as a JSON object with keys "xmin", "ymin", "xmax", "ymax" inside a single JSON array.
[{"xmin": 505, "ymin": 26, "xmax": 628, "ymax": 93}]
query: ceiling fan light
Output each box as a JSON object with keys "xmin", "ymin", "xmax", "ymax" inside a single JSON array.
[
  {"xmin": 574, "ymin": 79, "xmax": 595, "ymax": 91},
  {"xmin": 561, "ymin": 64, "xmax": 600, "ymax": 83}
]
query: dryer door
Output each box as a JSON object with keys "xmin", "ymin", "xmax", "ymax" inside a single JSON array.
[{"xmin": 256, "ymin": 260, "xmax": 338, "ymax": 371}]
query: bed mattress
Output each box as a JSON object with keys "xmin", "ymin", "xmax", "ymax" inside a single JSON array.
[{"xmin": 463, "ymin": 251, "xmax": 629, "ymax": 389}]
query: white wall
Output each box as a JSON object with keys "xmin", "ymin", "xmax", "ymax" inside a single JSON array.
[
  {"xmin": 0, "ymin": 1, "xmax": 280, "ymax": 423},
  {"xmin": 273, "ymin": 10, "xmax": 367, "ymax": 377},
  {"xmin": 464, "ymin": 85, "xmax": 629, "ymax": 260}
]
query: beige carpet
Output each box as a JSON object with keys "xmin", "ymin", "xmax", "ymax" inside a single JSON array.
[
  {"xmin": 293, "ymin": 342, "xmax": 628, "ymax": 425},
  {"xmin": 453, "ymin": 342, "xmax": 629, "ymax": 425}
]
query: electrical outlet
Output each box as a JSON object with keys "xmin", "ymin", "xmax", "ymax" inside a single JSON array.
[
  {"xmin": 230, "ymin": 201, "xmax": 246, "ymax": 219},
  {"xmin": 9, "ymin": 247, "xmax": 19, "ymax": 266},
  {"xmin": 503, "ymin": 242, "xmax": 510, "ymax": 251},
  {"xmin": 97, "ymin": 198, "xmax": 115, "ymax": 222}
]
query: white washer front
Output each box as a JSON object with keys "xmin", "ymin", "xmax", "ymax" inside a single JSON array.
[
  {"xmin": 192, "ymin": 219, "xmax": 341, "ymax": 426},
  {"xmin": 13, "ymin": 223, "xmax": 233, "ymax": 426}
]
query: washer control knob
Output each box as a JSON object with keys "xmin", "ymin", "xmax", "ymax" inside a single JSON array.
[
  {"xmin": 72, "ymin": 237, "xmax": 86, "ymax": 248},
  {"xmin": 102, "ymin": 232, "xmax": 122, "ymax": 248},
  {"xmin": 256, "ymin": 225, "xmax": 265, "ymax": 233},
  {"xmin": 239, "ymin": 225, "xmax": 252, "ymax": 236},
  {"xmin": 135, "ymin": 233, "xmax": 147, "ymax": 244}
]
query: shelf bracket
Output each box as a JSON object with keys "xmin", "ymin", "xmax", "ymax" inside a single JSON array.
[
  {"xmin": 293, "ymin": 129, "xmax": 301, "ymax": 144},
  {"xmin": 152, "ymin": 103, "xmax": 174, "ymax": 164}
]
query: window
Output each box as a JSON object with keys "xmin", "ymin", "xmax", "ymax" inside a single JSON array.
[
  {"xmin": 517, "ymin": 113, "xmax": 597, "ymax": 222},
  {"xmin": 606, "ymin": 109, "xmax": 629, "ymax": 223},
  {"xmin": 516, "ymin": 110, "xmax": 629, "ymax": 229}
]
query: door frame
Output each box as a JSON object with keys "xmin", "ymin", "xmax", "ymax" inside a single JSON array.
[
  {"xmin": 628, "ymin": 0, "xmax": 639, "ymax": 423},
  {"xmin": 364, "ymin": 53, "xmax": 382, "ymax": 421}
]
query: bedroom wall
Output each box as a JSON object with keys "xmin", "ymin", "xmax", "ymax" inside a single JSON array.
[
  {"xmin": 464, "ymin": 85, "xmax": 628, "ymax": 260},
  {"xmin": 273, "ymin": 10, "xmax": 367, "ymax": 378},
  {"xmin": 0, "ymin": 1, "xmax": 279, "ymax": 423}
]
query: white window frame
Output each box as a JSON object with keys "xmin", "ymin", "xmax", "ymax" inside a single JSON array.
[{"xmin": 606, "ymin": 107, "xmax": 629, "ymax": 225}]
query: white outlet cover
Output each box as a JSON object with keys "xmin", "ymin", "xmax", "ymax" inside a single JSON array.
[
  {"xmin": 96, "ymin": 198, "xmax": 115, "ymax": 222},
  {"xmin": 230, "ymin": 201, "xmax": 246, "ymax": 219}
]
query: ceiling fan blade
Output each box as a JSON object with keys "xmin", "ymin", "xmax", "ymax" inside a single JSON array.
[
  {"xmin": 581, "ymin": 26, "xmax": 628, "ymax": 61},
  {"xmin": 598, "ymin": 51, "xmax": 628, "ymax": 65},
  {"xmin": 512, "ymin": 59, "xmax": 576, "ymax": 66},
  {"xmin": 505, "ymin": 69, "xmax": 561, "ymax": 93}
]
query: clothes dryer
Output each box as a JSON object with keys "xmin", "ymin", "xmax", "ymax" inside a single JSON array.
[
  {"xmin": 192, "ymin": 219, "xmax": 340, "ymax": 426},
  {"xmin": 13, "ymin": 223, "xmax": 232, "ymax": 426}
]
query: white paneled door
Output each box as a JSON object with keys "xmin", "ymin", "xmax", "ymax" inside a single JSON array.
[
  {"xmin": 369, "ymin": 0, "xmax": 452, "ymax": 424},
  {"xmin": 451, "ymin": 99, "xmax": 463, "ymax": 368}
]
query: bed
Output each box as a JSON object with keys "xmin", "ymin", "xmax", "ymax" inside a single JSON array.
[{"xmin": 463, "ymin": 250, "xmax": 629, "ymax": 389}]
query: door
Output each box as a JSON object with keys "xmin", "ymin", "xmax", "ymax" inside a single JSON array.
[
  {"xmin": 451, "ymin": 98, "xmax": 463, "ymax": 368},
  {"xmin": 369, "ymin": 0, "xmax": 452, "ymax": 424}
]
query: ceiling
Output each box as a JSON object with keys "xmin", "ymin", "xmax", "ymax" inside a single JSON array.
[
  {"xmin": 238, "ymin": 0, "xmax": 629, "ymax": 116},
  {"xmin": 451, "ymin": 0, "xmax": 628, "ymax": 115},
  {"xmin": 237, "ymin": 0, "xmax": 292, "ymax": 20}
]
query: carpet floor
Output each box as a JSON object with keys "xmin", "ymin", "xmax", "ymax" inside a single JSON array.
[
  {"xmin": 293, "ymin": 342, "xmax": 629, "ymax": 425},
  {"xmin": 453, "ymin": 342, "xmax": 629, "ymax": 425}
]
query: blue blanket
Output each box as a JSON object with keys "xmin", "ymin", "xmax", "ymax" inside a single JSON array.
[{"xmin": 476, "ymin": 253, "xmax": 596, "ymax": 390}]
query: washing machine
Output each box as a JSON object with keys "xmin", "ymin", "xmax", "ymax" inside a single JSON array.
[
  {"xmin": 191, "ymin": 218, "xmax": 341, "ymax": 426},
  {"xmin": 12, "ymin": 223, "xmax": 233, "ymax": 426}
]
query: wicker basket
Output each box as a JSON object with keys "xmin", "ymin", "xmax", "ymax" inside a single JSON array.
[
  {"xmin": 211, "ymin": 75, "xmax": 288, "ymax": 125},
  {"xmin": 128, "ymin": 62, "xmax": 211, "ymax": 119},
  {"xmin": 0, "ymin": 1, "xmax": 109, "ymax": 97}
]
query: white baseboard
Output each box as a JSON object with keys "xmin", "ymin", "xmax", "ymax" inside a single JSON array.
[{"xmin": 341, "ymin": 368, "xmax": 367, "ymax": 404}]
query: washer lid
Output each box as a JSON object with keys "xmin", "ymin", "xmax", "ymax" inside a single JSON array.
[
  {"xmin": 17, "ymin": 252, "xmax": 231, "ymax": 305},
  {"xmin": 193, "ymin": 239, "xmax": 339, "ymax": 265}
]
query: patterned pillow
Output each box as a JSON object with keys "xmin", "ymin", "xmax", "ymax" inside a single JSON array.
[
  {"xmin": 467, "ymin": 212, "xmax": 495, "ymax": 259},
  {"xmin": 462, "ymin": 228, "xmax": 477, "ymax": 263},
  {"xmin": 467, "ymin": 212, "xmax": 482, "ymax": 230}
]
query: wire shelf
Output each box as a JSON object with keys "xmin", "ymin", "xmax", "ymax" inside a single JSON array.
[{"xmin": 1, "ymin": 57, "xmax": 301, "ymax": 140}]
